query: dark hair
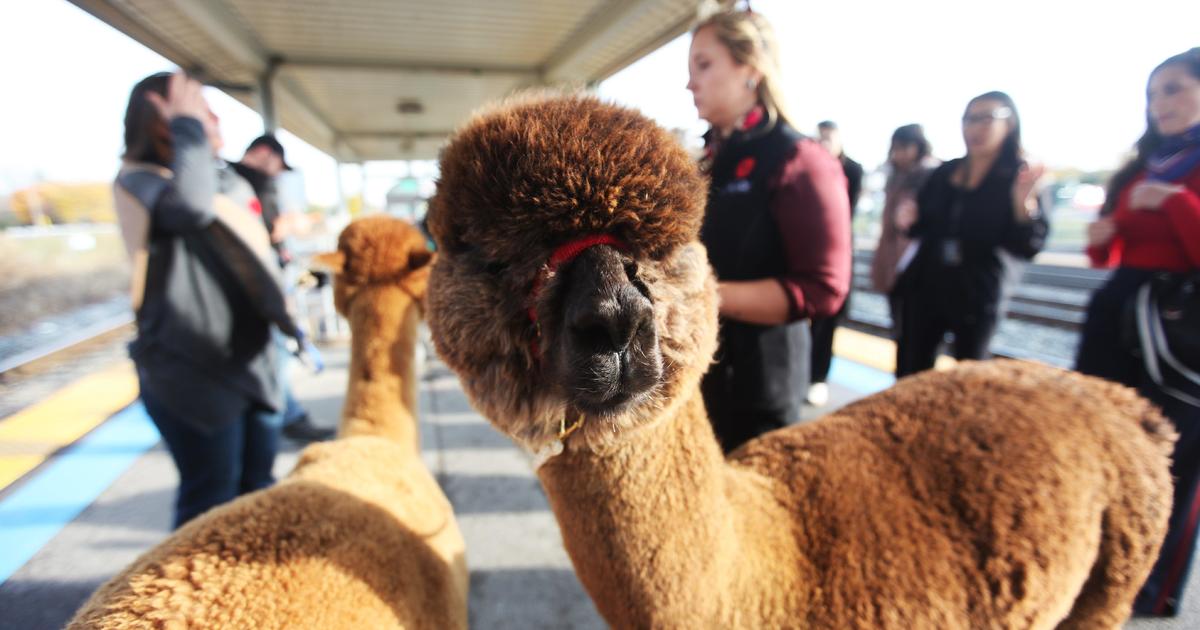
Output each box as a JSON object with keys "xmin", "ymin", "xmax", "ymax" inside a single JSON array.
[
  {"xmin": 966, "ymin": 90, "xmax": 1022, "ymax": 168},
  {"xmin": 817, "ymin": 120, "xmax": 837, "ymax": 131},
  {"xmin": 890, "ymin": 123, "xmax": 931, "ymax": 161},
  {"xmin": 122, "ymin": 72, "xmax": 173, "ymax": 167},
  {"xmin": 1102, "ymin": 47, "xmax": 1200, "ymax": 215}
]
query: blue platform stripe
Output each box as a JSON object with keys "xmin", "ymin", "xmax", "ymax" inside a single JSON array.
[
  {"xmin": 829, "ymin": 357, "xmax": 896, "ymax": 395},
  {"xmin": 0, "ymin": 402, "xmax": 158, "ymax": 584}
]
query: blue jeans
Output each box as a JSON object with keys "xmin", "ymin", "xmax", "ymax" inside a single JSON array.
[{"xmin": 142, "ymin": 392, "xmax": 282, "ymax": 528}]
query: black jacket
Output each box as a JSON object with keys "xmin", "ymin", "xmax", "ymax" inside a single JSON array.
[
  {"xmin": 700, "ymin": 119, "xmax": 812, "ymax": 441},
  {"xmin": 900, "ymin": 157, "xmax": 1048, "ymax": 318}
]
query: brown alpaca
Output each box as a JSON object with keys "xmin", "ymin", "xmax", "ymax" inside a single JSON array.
[
  {"xmin": 425, "ymin": 94, "xmax": 1175, "ymax": 629},
  {"xmin": 68, "ymin": 216, "xmax": 467, "ymax": 630}
]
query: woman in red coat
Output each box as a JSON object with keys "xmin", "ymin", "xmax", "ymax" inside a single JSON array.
[{"xmin": 1076, "ymin": 47, "xmax": 1200, "ymax": 617}]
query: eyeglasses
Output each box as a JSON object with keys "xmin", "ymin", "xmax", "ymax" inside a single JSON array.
[{"xmin": 962, "ymin": 107, "xmax": 1013, "ymax": 125}]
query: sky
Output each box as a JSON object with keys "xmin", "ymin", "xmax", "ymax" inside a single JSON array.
[{"xmin": 1, "ymin": 0, "xmax": 1197, "ymax": 208}]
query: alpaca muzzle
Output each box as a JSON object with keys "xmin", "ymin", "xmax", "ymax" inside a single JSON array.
[{"xmin": 552, "ymin": 244, "xmax": 662, "ymax": 414}]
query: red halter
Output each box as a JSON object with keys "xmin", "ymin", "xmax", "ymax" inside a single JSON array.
[{"xmin": 527, "ymin": 234, "xmax": 628, "ymax": 358}]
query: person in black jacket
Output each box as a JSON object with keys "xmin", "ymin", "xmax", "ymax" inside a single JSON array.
[
  {"xmin": 232, "ymin": 136, "xmax": 333, "ymax": 443},
  {"xmin": 688, "ymin": 11, "xmax": 851, "ymax": 452},
  {"xmin": 807, "ymin": 120, "xmax": 864, "ymax": 406},
  {"xmin": 115, "ymin": 72, "xmax": 303, "ymax": 527},
  {"xmin": 893, "ymin": 91, "xmax": 1047, "ymax": 376}
]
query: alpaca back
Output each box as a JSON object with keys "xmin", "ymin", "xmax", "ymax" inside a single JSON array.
[
  {"xmin": 68, "ymin": 437, "xmax": 466, "ymax": 630},
  {"xmin": 729, "ymin": 360, "xmax": 1173, "ymax": 628}
]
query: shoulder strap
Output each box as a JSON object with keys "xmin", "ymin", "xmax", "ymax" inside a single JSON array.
[{"xmin": 1136, "ymin": 280, "xmax": 1200, "ymax": 406}]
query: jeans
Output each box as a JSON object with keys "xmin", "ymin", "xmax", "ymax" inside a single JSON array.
[
  {"xmin": 273, "ymin": 327, "xmax": 308, "ymax": 426},
  {"xmin": 142, "ymin": 392, "xmax": 282, "ymax": 528}
]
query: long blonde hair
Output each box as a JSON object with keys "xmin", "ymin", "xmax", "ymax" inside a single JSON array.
[{"xmin": 693, "ymin": 10, "xmax": 793, "ymax": 129}]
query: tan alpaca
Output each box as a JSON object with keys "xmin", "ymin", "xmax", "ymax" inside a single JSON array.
[
  {"xmin": 424, "ymin": 94, "xmax": 1174, "ymax": 629},
  {"xmin": 68, "ymin": 216, "xmax": 467, "ymax": 630}
]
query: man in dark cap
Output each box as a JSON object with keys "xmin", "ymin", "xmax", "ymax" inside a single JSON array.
[
  {"xmin": 232, "ymin": 135, "xmax": 292, "ymax": 263},
  {"xmin": 233, "ymin": 135, "xmax": 334, "ymax": 443}
]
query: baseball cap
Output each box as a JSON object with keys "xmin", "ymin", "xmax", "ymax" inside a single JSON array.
[{"xmin": 247, "ymin": 134, "xmax": 293, "ymax": 170}]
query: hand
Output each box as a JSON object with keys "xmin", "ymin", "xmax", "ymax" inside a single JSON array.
[
  {"xmin": 144, "ymin": 71, "xmax": 209, "ymax": 122},
  {"xmin": 299, "ymin": 338, "xmax": 325, "ymax": 374},
  {"xmin": 1086, "ymin": 217, "xmax": 1117, "ymax": 248},
  {"xmin": 894, "ymin": 198, "xmax": 918, "ymax": 232},
  {"xmin": 1012, "ymin": 162, "xmax": 1045, "ymax": 218},
  {"xmin": 1128, "ymin": 181, "xmax": 1184, "ymax": 211}
]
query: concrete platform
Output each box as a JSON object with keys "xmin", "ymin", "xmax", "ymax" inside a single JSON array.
[{"xmin": 0, "ymin": 334, "xmax": 1196, "ymax": 628}]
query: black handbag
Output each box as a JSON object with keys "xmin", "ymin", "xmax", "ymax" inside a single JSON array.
[{"xmin": 1132, "ymin": 271, "xmax": 1200, "ymax": 407}]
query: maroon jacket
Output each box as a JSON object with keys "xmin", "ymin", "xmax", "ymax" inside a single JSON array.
[{"xmin": 767, "ymin": 138, "xmax": 852, "ymax": 320}]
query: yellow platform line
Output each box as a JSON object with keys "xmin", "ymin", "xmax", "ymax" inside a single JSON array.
[
  {"xmin": 832, "ymin": 327, "xmax": 957, "ymax": 375},
  {"xmin": 0, "ymin": 360, "xmax": 139, "ymax": 491}
]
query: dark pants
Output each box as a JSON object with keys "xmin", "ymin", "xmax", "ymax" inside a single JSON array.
[
  {"xmin": 895, "ymin": 297, "xmax": 998, "ymax": 377},
  {"xmin": 274, "ymin": 329, "xmax": 308, "ymax": 426},
  {"xmin": 1077, "ymin": 267, "xmax": 1200, "ymax": 616},
  {"xmin": 888, "ymin": 291, "xmax": 908, "ymax": 374},
  {"xmin": 142, "ymin": 392, "xmax": 282, "ymax": 528},
  {"xmin": 282, "ymin": 386, "xmax": 307, "ymax": 424},
  {"xmin": 809, "ymin": 292, "xmax": 850, "ymax": 385},
  {"xmin": 1135, "ymin": 392, "xmax": 1200, "ymax": 616}
]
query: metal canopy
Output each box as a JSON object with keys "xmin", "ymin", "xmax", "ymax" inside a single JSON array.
[{"xmin": 70, "ymin": 0, "xmax": 727, "ymax": 162}]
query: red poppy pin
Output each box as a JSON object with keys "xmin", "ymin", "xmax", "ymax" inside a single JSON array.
[{"xmin": 735, "ymin": 157, "xmax": 756, "ymax": 179}]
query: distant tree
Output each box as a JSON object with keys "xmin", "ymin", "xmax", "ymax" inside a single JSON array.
[{"xmin": 9, "ymin": 182, "xmax": 115, "ymax": 224}]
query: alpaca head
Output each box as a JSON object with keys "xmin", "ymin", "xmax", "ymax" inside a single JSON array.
[
  {"xmin": 314, "ymin": 215, "xmax": 434, "ymax": 317},
  {"xmin": 426, "ymin": 94, "xmax": 718, "ymax": 454}
]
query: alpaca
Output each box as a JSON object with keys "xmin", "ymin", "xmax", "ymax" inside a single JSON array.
[
  {"xmin": 424, "ymin": 94, "xmax": 1175, "ymax": 629},
  {"xmin": 68, "ymin": 216, "xmax": 467, "ymax": 630}
]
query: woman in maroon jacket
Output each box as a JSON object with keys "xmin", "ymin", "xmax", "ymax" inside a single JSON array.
[
  {"xmin": 1077, "ymin": 48, "xmax": 1200, "ymax": 617},
  {"xmin": 687, "ymin": 10, "xmax": 850, "ymax": 452}
]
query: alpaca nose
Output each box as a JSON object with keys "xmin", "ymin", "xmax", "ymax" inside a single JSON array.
[
  {"xmin": 562, "ymin": 246, "xmax": 654, "ymax": 357},
  {"xmin": 567, "ymin": 283, "xmax": 651, "ymax": 355}
]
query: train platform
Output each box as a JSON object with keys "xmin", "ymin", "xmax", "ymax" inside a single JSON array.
[{"xmin": 0, "ymin": 328, "xmax": 1194, "ymax": 629}]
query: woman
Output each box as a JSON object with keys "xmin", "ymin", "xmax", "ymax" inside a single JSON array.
[
  {"xmin": 871, "ymin": 124, "xmax": 938, "ymax": 370},
  {"xmin": 893, "ymin": 92, "xmax": 1047, "ymax": 377},
  {"xmin": 1076, "ymin": 48, "xmax": 1200, "ymax": 617},
  {"xmin": 115, "ymin": 72, "xmax": 304, "ymax": 527},
  {"xmin": 688, "ymin": 11, "xmax": 851, "ymax": 453}
]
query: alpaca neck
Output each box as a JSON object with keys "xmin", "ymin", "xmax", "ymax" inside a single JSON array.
[
  {"xmin": 340, "ymin": 289, "xmax": 422, "ymax": 454},
  {"xmin": 537, "ymin": 387, "xmax": 807, "ymax": 625}
]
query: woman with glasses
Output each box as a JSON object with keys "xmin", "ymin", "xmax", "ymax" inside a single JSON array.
[{"xmin": 892, "ymin": 92, "xmax": 1048, "ymax": 376}]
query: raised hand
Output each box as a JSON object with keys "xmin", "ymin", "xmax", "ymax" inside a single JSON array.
[
  {"xmin": 144, "ymin": 71, "xmax": 209, "ymax": 122},
  {"xmin": 1128, "ymin": 180, "xmax": 1184, "ymax": 211},
  {"xmin": 1012, "ymin": 162, "xmax": 1046, "ymax": 218},
  {"xmin": 1086, "ymin": 216, "xmax": 1117, "ymax": 248},
  {"xmin": 894, "ymin": 197, "xmax": 918, "ymax": 232}
]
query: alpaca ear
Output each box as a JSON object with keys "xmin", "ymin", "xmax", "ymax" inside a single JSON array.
[
  {"xmin": 311, "ymin": 251, "xmax": 345, "ymax": 274},
  {"xmin": 409, "ymin": 249, "xmax": 434, "ymax": 271}
]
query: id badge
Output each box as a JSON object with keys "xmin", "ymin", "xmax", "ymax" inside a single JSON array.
[{"xmin": 941, "ymin": 239, "xmax": 962, "ymax": 266}]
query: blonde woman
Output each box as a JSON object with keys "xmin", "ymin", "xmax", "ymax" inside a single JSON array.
[{"xmin": 689, "ymin": 10, "xmax": 851, "ymax": 452}]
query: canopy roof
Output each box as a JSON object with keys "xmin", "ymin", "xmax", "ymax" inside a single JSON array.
[{"xmin": 71, "ymin": 0, "xmax": 728, "ymax": 161}]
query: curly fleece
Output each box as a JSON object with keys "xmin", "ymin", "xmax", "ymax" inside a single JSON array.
[{"xmin": 426, "ymin": 94, "xmax": 1175, "ymax": 628}]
